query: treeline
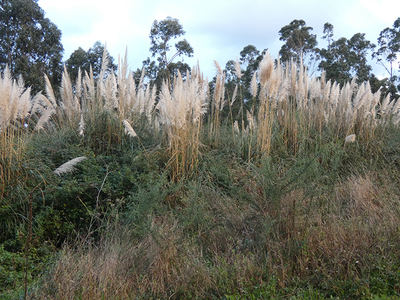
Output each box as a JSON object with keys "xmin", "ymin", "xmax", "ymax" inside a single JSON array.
[{"xmin": 0, "ymin": 0, "xmax": 399, "ymax": 98}]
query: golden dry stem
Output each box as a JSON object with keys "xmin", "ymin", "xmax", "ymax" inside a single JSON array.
[{"xmin": 158, "ymin": 68, "xmax": 208, "ymax": 181}]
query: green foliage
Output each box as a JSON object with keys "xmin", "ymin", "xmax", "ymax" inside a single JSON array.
[
  {"xmin": 4, "ymin": 120, "xmax": 398, "ymax": 298},
  {"xmin": 143, "ymin": 17, "xmax": 194, "ymax": 87},
  {"xmin": 279, "ymin": 19, "xmax": 318, "ymax": 64},
  {"xmin": 240, "ymin": 45, "xmax": 265, "ymax": 91},
  {"xmin": 124, "ymin": 173, "xmax": 170, "ymax": 238},
  {"xmin": 319, "ymin": 28, "xmax": 375, "ymax": 84},
  {"xmin": 65, "ymin": 41, "xmax": 117, "ymax": 81},
  {"xmin": 373, "ymin": 17, "xmax": 400, "ymax": 97},
  {"xmin": 0, "ymin": 0, "xmax": 63, "ymax": 93},
  {"xmin": 0, "ymin": 245, "xmax": 25, "ymax": 292},
  {"xmin": 0, "ymin": 241, "xmax": 54, "ymax": 297}
]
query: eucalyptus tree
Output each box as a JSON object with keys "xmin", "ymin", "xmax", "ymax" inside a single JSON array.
[
  {"xmin": 319, "ymin": 23, "xmax": 375, "ymax": 85},
  {"xmin": 278, "ymin": 19, "xmax": 318, "ymax": 66},
  {"xmin": 143, "ymin": 17, "xmax": 194, "ymax": 88},
  {"xmin": 65, "ymin": 41, "xmax": 117, "ymax": 81},
  {"xmin": 0, "ymin": 0, "xmax": 63, "ymax": 93},
  {"xmin": 373, "ymin": 17, "xmax": 400, "ymax": 95}
]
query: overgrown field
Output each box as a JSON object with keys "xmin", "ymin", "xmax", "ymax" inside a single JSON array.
[{"xmin": 1, "ymin": 53, "xmax": 400, "ymax": 299}]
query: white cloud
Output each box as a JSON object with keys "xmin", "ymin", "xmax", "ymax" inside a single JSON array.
[{"xmin": 38, "ymin": 0, "xmax": 399, "ymax": 78}]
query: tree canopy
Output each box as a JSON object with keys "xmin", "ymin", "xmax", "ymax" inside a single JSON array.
[
  {"xmin": 142, "ymin": 17, "xmax": 194, "ymax": 87},
  {"xmin": 65, "ymin": 41, "xmax": 117, "ymax": 81},
  {"xmin": 373, "ymin": 17, "xmax": 400, "ymax": 96},
  {"xmin": 278, "ymin": 19, "xmax": 317, "ymax": 65},
  {"xmin": 0, "ymin": 2, "xmax": 399, "ymax": 99},
  {"xmin": 0, "ymin": 0, "xmax": 63, "ymax": 93},
  {"xmin": 318, "ymin": 27, "xmax": 375, "ymax": 85}
]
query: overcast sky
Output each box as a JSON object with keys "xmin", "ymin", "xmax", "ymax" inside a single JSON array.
[{"xmin": 37, "ymin": 0, "xmax": 399, "ymax": 79}]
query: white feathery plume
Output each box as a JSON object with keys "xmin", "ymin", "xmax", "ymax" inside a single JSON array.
[
  {"xmin": 54, "ymin": 156, "xmax": 87, "ymax": 176},
  {"xmin": 44, "ymin": 74, "xmax": 57, "ymax": 108},
  {"xmin": 230, "ymin": 85, "xmax": 238, "ymax": 107},
  {"xmin": 259, "ymin": 52, "xmax": 274, "ymax": 88},
  {"xmin": 17, "ymin": 87, "xmax": 31, "ymax": 119},
  {"xmin": 250, "ymin": 72, "xmax": 258, "ymax": 97},
  {"xmin": 380, "ymin": 94, "xmax": 390, "ymax": 115},
  {"xmin": 214, "ymin": 60, "xmax": 223, "ymax": 75},
  {"xmin": 84, "ymin": 68, "xmax": 95, "ymax": 104},
  {"xmin": 123, "ymin": 119, "xmax": 137, "ymax": 138},
  {"xmin": 79, "ymin": 114, "xmax": 85, "ymax": 136},
  {"xmin": 345, "ymin": 134, "xmax": 356, "ymax": 144},
  {"xmin": 234, "ymin": 59, "xmax": 242, "ymax": 79},
  {"xmin": 233, "ymin": 120, "xmax": 240, "ymax": 134},
  {"xmin": 246, "ymin": 110, "xmax": 255, "ymax": 131},
  {"xmin": 34, "ymin": 108, "xmax": 55, "ymax": 131},
  {"xmin": 75, "ymin": 68, "xmax": 82, "ymax": 100}
]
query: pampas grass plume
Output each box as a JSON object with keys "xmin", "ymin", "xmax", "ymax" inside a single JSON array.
[
  {"xmin": 345, "ymin": 134, "xmax": 356, "ymax": 144},
  {"xmin": 234, "ymin": 59, "xmax": 242, "ymax": 79},
  {"xmin": 250, "ymin": 72, "xmax": 257, "ymax": 97},
  {"xmin": 123, "ymin": 119, "xmax": 137, "ymax": 138},
  {"xmin": 79, "ymin": 114, "xmax": 85, "ymax": 136},
  {"xmin": 54, "ymin": 156, "xmax": 87, "ymax": 176}
]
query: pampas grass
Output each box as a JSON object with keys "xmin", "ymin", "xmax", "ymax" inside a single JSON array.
[
  {"xmin": 2, "ymin": 48, "xmax": 400, "ymax": 186},
  {"xmin": 209, "ymin": 61, "xmax": 225, "ymax": 144},
  {"xmin": 0, "ymin": 67, "xmax": 36, "ymax": 197},
  {"xmin": 35, "ymin": 48, "xmax": 156, "ymax": 153},
  {"xmin": 54, "ymin": 156, "xmax": 87, "ymax": 176},
  {"xmin": 0, "ymin": 67, "xmax": 33, "ymax": 130},
  {"xmin": 345, "ymin": 134, "xmax": 356, "ymax": 144},
  {"xmin": 255, "ymin": 53, "xmax": 278, "ymax": 156},
  {"xmin": 157, "ymin": 67, "xmax": 208, "ymax": 180},
  {"xmin": 243, "ymin": 52, "xmax": 400, "ymax": 156},
  {"xmin": 123, "ymin": 119, "xmax": 137, "ymax": 138}
]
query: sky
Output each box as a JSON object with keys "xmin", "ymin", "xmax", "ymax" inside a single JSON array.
[{"xmin": 37, "ymin": 0, "xmax": 400, "ymax": 79}]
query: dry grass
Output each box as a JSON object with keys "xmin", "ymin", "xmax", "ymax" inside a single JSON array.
[
  {"xmin": 32, "ymin": 166, "xmax": 400, "ymax": 298},
  {"xmin": 35, "ymin": 217, "xmax": 212, "ymax": 299},
  {"xmin": 266, "ymin": 173, "xmax": 400, "ymax": 286}
]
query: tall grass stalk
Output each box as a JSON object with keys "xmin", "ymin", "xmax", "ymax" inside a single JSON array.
[
  {"xmin": 256, "ymin": 53, "xmax": 280, "ymax": 156},
  {"xmin": 157, "ymin": 68, "xmax": 208, "ymax": 180},
  {"xmin": 248, "ymin": 53, "xmax": 400, "ymax": 156},
  {"xmin": 0, "ymin": 67, "xmax": 37, "ymax": 197},
  {"xmin": 209, "ymin": 61, "xmax": 225, "ymax": 145},
  {"xmin": 38, "ymin": 49, "xmax": 156, "ymax": 150}
]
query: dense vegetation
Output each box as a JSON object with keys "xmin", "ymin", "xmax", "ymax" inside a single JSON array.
[{"xmin": 1, "ymin": 1, "xmax": 400, "ymax": 299}]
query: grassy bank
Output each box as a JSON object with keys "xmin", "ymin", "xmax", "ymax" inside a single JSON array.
[{"xmin": 1, "ymin": 53, "xmax": 399, "ymax": 299}]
